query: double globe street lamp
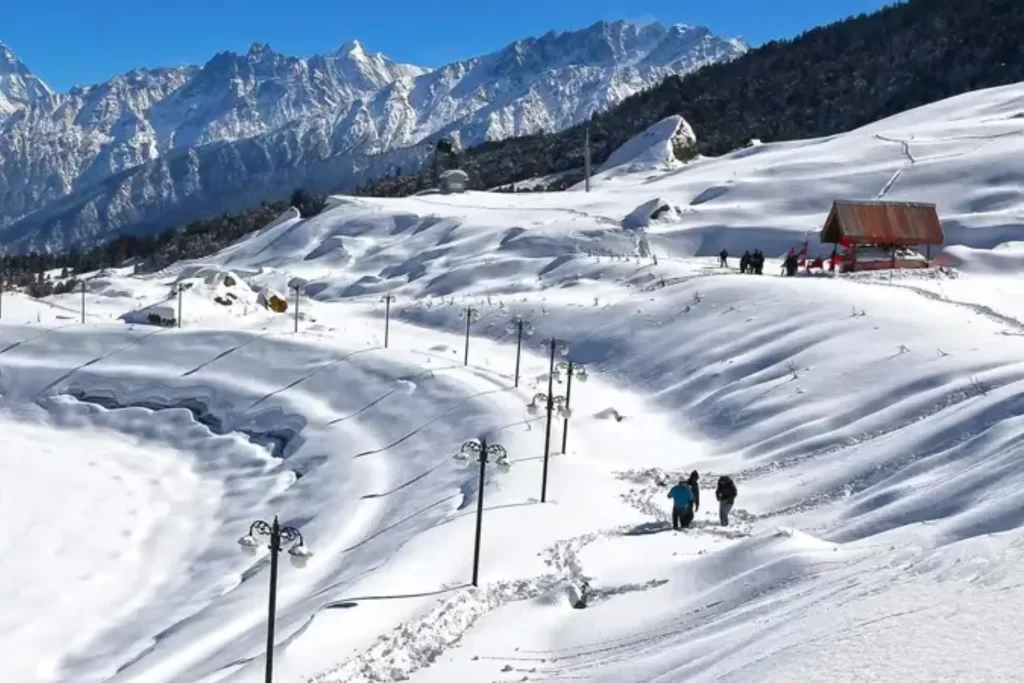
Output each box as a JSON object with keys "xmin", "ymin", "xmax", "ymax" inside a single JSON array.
[
  {"xmin": 453, "ymin": 438, "xmax": 511, "ymax": 586},
  {"xmin": 528, "ymin": 336, "xmax": 571, "ymax": 503},
  {"xmin": 239, "ymin": 517, "xmax": 313, "ymax": 683},
  {"xmin": 505, "ymin": 316, "xmax": 534, "ymax": 388},
  {"xmin": 553, "ymin": 360, "xmax": 588, "ymax": 453}
]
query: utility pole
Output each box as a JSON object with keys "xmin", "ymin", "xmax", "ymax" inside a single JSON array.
[
  {"xmin": 559, "ymin": 361, "xmax": 587, "ymax": 453},
  {"xmin": 382, "ymin": 294, "xmax": 395, "ymax": 348},
  {"xmin": 177, "ymin": 285, "xmax": 183, "ymax": 328},
  {"xmin": 81, "ymin": 280, "xmax": 86, "ymax": 324},
  {"xmin": 287, "ymin": 278, "xmax": 307, "ymax": 335},
  {"xmin": 541, "ymin": 339, "xmax": 558, "ymax": 503},
  {"xmin": 513, "ymin": 319, "xmax": 526, "ymax": 387},
  {"xmin": 584, "ymin": 127, "xmax": 592, "ymax": 193},
  {"xmin": 461, "ymin": 306, "xmax": 480, "ymax": 366}
]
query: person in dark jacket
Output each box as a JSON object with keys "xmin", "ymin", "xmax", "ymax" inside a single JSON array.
[
  {"xmin": 687, "ymin": 470, "xmax": 701, "ymax": 514},
  {"xmin": 740, "ymin": 251, "xmax": 750, "ymax": 274},
  {"xmin": 753, "ymin": 250, "xmax": 764, "ymax": 274},
  {"xmin": 785, "ymin": 253, "xmax": 799, "ymax": 277},
  {"xmin": 667, "ymin": 479, "xmax": 695, "ymax": 529},
  {"xmin": 715, "ymin": 475, "xmax": 738, "ymax": 526},
  {"xmin": 719, "ymin": 249, "xmax": 729, "ymax": 268}
]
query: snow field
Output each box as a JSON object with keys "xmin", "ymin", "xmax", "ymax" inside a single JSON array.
[
  {"xmin": 0, "ymin": 409, "xmax": 218, "ymax": 683},
  {"xmin": 7, "ymin": 81, "xmax": 1024, "ymax": 682}
]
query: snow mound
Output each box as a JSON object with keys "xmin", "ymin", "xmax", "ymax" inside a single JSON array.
[
  {"xmin": 123, "ymin": 266, "xmax": 263, "ymax": 325},
  {"xmin": 304, "ymin": 235, "xmax": 351, "ymax": 263},
  {"xmin": 622, "ymin": 197, "xmax": 683, "ymax": 230},
  {"xmin": 597, "ymin": 115, "xmax": 697, "ymax": 176},
  {"xmin": 941, "ymin": 242, "xmax": 1024, "ymax": 273}
]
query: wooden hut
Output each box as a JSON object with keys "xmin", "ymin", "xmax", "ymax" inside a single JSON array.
[{"xmin": 820, "ymin": 200, "xmax": 944, "ymax": 272}]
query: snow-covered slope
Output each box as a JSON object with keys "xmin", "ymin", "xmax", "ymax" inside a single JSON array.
[
  {"xmin": 596, "ymin": 114, "xmax": 698, "ymax": 176},
  {"xmin": 0, "ymin": 21, "xmax": 746, "ymax": 252},
  {"xmin": 5, "ymin": 81, "xmax": 1024, "ymax": 683}
]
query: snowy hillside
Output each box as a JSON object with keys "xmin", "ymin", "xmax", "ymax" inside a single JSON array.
[
  {"xmin": 4, "ymin": 81, "xmax": 1024, "ymax": 683},
  {"xmin": 0, "ymin": 21, "xmax": 746, "ymax": 252}
]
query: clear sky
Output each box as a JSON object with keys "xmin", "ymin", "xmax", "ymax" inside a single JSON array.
[{"xmin": 6, "ymin": 0, "xmax": 894, "ymax": 91}]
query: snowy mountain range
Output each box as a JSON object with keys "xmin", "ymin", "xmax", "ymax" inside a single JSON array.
[{"xmin": 0, "ymin": 21, "xmax": 746, "ymax": 253}]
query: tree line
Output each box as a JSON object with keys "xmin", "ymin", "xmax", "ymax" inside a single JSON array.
[{"xmin": 0, "ymin": 190, "xmax": 326, "ymax": 296}]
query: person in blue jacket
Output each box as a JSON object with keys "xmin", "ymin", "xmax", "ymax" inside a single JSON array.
[{"xmin": 667, "ymin": 479, "xmax": 695, "ymax": 530}]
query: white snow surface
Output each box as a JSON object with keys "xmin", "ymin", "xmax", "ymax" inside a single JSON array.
[{"xmin": 5, "ymin": 82, "xmax": 1024, "ymax": 683}]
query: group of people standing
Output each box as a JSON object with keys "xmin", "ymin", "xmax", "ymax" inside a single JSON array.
[
  {"xmin": 667, "ymin": 471, "xmax": 738, "ymax": 529},
  {"xmin": 718, "ymin": 249, "xmax": 765, "ymax": 274},
  {"xmin": 739, "ymin": 250, "xmax": 765, "ymax": 274}
]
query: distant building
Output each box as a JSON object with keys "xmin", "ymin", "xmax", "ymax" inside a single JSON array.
[
  {"xmin": 439, "ymin": 169, "xmax": 469, "ymax": 194},
  {"xmin": 820, "ymin": 199, "xmax": 944, "ymax": 272}
]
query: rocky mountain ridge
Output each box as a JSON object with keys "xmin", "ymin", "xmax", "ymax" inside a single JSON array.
[{"xmin": 0, "ymin": 21, "xmax": 746, "ymax": 252}]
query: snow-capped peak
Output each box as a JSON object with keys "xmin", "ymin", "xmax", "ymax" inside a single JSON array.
[
  {"xmin": 333, "ymin": 39, "xmax": 367, "ymax": 59},
  {"xmin": 0, "ymin": 41, "xmax": 18, "ymax": 67},
  {"xmin": 0, "ymin": 40, "xmax": 53, "ymax": 115}
]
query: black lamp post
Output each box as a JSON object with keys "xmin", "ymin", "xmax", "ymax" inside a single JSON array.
[
  {"xmin": 505, "ymin": 317, "xmax": 533, "ymax": 388},
  {"xmin": 453, "ymin": 437, "xmax": 511, "ymax": 586},
  {"xmin": 238, "ymin": 517, "xmax": 312, "ymax": 683},
  {"xmin": 529, "ymin": 337, "xmax": 569, "ymax": 502},
  {"xmin": 554, "ymin": 360, "xmax": 588, "ymax": 453},
  {"xmin": 381, "ymin": 294, "xmax": 395, "ymax": 348},
  {"xmin": 460, "ymin": 306, "xmax": 480, "ymax": 366}
]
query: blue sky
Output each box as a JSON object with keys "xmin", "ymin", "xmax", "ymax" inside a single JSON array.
[{"xmin": 7, "ymin": 0, "xmax": 893, "ymax": 91}]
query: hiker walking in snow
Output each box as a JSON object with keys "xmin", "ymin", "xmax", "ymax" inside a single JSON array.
[
  {"xmin": 667, "ymin": 478, "xmax": 695, "ymax": 530},
  {"xmin": 719, "ymin": 249, "xmax": 729, "ymax": 268},
  {"xmin": 740, "ymin": 251, "xmax": 750, "ymax": 274},
  {"xmin": 716, "ymin": 475, "xmax": 738, "ymax": 527},
  {"xmin": 753, "ymin": 250, "xmax": 764, "ymax": 275}
]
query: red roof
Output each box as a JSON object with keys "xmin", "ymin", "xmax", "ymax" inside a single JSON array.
[{"xmin": 820, "ymin": 200, "xmax": 944, "ymax": 246}]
